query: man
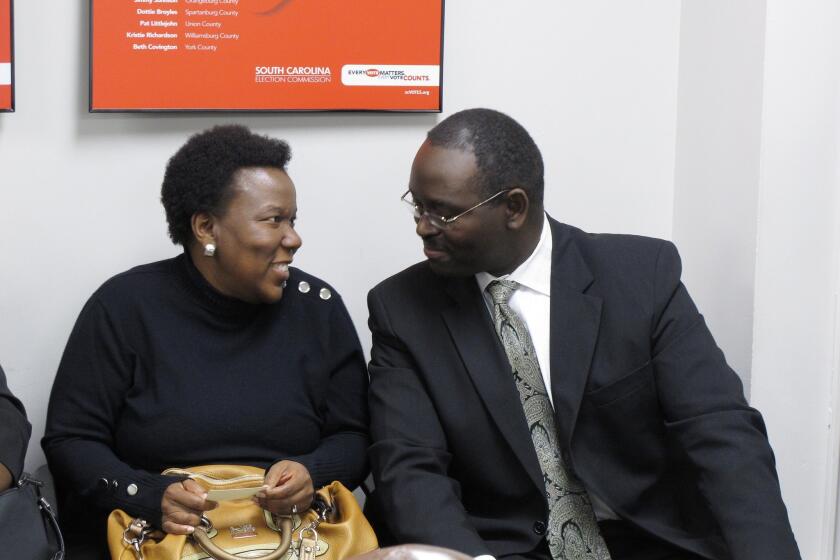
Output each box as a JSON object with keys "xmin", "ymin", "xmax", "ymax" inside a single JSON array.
[{"xmin": 366, "ymin": 108, "xmax": 800, "ymax": 560}]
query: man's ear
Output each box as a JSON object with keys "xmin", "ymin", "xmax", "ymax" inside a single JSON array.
[
  {"xmin": 505, "ymin": 188, "xmax": 530, "ymax": 230},
  {"xmin": 191, "ymin": 211, "xmax": 216, "ymax": 247}
]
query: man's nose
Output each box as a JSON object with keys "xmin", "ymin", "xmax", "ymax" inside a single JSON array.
[{"xmin": 415, "ymin": 214, "xmax": 439, "ymax": 237}]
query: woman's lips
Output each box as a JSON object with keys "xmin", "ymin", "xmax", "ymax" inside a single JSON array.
[{"xmin": 271, "ymin": 262, "xmax": 290, "ymax": 282}]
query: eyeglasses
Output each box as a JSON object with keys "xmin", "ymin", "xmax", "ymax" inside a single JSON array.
[{"xmin": 400, "ymin": 189, "xmax": 511, "ymax": 229}]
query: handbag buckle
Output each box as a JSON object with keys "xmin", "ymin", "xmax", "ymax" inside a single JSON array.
[
  {"xmin": 298, "ymin": 526, "xmax": 319, "ymax": 545},
  {"xmin": 122, "ymin": 518, "xmax": 152, "ymax": 560},
  {"xmin": 295, "ymin": 494, "xmax": 330, "ymax": 559},
  {"xmin": 297, "ymin": 526, "xmax": 320, "ymax": 560}
]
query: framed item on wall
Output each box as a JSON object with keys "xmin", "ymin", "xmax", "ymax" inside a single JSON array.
[
  {"xmin": 89, "ymin": 0, "xmax": 444, "ymax": 112},
  {"xmin": 0, "ymin": 0, "xmax": 13, "ymax": 112}
]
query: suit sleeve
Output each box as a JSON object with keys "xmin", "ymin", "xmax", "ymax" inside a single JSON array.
[
  {"xmin": 367, "ymin": 288, "xmax": 491, "ymax": 556},
  {"xmin": 42, "ymin": 297, "xmax": 182, "ymax": 527},
  {"xmin": 651, "ymin": 241, "xmax": 800, "ymax": 559},
  {"xmin": 0, "ymin": 365, "xmax": 31, "ymax": 483}
]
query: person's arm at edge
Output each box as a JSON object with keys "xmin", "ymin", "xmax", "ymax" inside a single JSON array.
[{"xmin": 0, "ymin": 364, "xmax": 31, "ymax": 490}]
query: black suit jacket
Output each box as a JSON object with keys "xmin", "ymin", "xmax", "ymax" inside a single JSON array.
[{"xmin": 367, "ymin": 218, "xmax": 800, "ymax": 560}]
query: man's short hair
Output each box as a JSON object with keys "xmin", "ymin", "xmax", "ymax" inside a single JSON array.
[{"xmin": 426, "ymin": 108, "xmax": 544, "ymax": 206}]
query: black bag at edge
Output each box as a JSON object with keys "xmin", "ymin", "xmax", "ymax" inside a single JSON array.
[{"xmin": 0, "ymin": 473, "xmax": 65, "ymax": 560}]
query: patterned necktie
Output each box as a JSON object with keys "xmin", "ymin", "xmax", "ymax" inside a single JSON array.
[{"xmin": 486, "ymin": 279, "xmax": 611, "ymax": 560}]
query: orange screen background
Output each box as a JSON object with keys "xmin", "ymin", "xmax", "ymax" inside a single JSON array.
[
  {"xmin": 91, "ymin": 0, "xmax": 443, "ymax": 111},
  {"xmin": 0, "ymin": 0, "xmax": 11, "ymax": 110}
]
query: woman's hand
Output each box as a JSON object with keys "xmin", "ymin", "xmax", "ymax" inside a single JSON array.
[
  {"xmin": 161, "ymin": 478, "xmax": 218, "ymax": 535},
  {"xmin": 255, "ymin": 460, "xmax": 314, "ymax": 515}
]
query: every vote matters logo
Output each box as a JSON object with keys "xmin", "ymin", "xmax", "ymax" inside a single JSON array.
[
  {"xmin": 254, "ymin": 66, "xmax": 332, "ymax": 83},
  {"xmin": 340, "ymin": 65, "xmax": 440, "ymax": 87}
]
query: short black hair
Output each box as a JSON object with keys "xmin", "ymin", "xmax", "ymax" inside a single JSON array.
[
  {"xmin": 161, "ymin": 125, "xmax": 292, "ymax": 246},
  {"xmin": 426, "ymin": 108, "xmax": 544, "ymax": 206}
]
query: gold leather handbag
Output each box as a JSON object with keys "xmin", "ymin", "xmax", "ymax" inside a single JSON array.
[{"xmin": 107, "ymin": 465, "xmax": 378, "ymax": 560}]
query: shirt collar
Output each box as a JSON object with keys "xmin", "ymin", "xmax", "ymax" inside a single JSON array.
[{"xmin": 475, "ymin": 213, "xmax": 552, "ymax": 296}]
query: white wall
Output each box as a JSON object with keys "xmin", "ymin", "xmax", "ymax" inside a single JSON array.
[
  {"xmin": 670, "ymin": 2, "xmax": 840, "ymax": 553},
  {"xmin": 749, "ymin": 0, "xmax": 840, "ymax": 557},
  {"xmin": 672, "ymin": 1, "xmax": 767, "ymax": 395},
  {"xmin": 0, "ymin": 1, "xmax": 682, "ymax": 471}
]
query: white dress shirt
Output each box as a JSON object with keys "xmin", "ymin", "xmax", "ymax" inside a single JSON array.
[
  {"xmin": 474, "ymin": 215, "xmax": 617, "ymax": 546},
  {"xmin": 476, "ymin": 214, "xmax": 553, "ymax": 404}
]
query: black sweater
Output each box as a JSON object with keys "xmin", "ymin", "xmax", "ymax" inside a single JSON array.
[{"xmin": 42, "ymin": 253, "xmax": 369, "ymax": 552}]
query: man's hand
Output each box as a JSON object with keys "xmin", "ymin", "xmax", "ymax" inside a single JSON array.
[
  {"xmin": 161, "ymin": 478, "xmax": 217, "ymax": 534},
  {"xmin": 255, "ymin": 460, "xmax": 314, "ymax": 515}
]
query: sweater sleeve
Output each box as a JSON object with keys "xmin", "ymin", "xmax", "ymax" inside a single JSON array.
[
  {"xmin": 0, "ymin": 365, "xmax": 31, "ymax": 483},
  {"xmin": 42, "ymin": 297, "xmax": 183, "ymax": 527},
  {"xmin": 278, "ymin": 296, "xmax": 370, "ymax": 489}
]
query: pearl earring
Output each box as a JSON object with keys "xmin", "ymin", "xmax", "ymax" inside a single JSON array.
[{"xmin": 203, "ymin": 243, "xmax": 216, "ymax": 257}]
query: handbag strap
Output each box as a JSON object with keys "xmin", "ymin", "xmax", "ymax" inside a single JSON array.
[
  {"xmin": 19, "ymin": 474, "xmax": 66, "ymax": 560},
  {"xmin": 192, "ymin": 514, "xmax": 293, "ymax": 560}
]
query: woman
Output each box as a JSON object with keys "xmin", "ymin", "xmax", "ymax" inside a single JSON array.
[{"xmin": 42, "ymin": 125, "xmax": 369, "ymax": 559}]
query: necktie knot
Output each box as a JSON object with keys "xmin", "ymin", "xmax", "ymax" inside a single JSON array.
[{"xmin": 487, "ymin": 279, "xmax": 519, "ymax": 306}]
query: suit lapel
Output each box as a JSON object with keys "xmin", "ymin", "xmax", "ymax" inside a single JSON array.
[
  {"xmin": 548, "ymin": 219, "xmax": 603, "ymax": 447},
  {"xmin": 441, "ymin": 276, "xmax": 545, "ymax": 493}
]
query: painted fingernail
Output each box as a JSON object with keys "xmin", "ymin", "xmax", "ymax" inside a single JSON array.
[
  {"xmin": 201, "ymin": 493, "xmax": 208, "ymax": 499},
  {"xmin": 186, "ymin": 526, "xmax": 195, "ymax": 534}
]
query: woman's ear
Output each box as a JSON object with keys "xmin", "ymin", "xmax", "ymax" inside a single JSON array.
[{"xmin": 191, "ymin": 212, "xmax": 216, "ymax": 248}]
